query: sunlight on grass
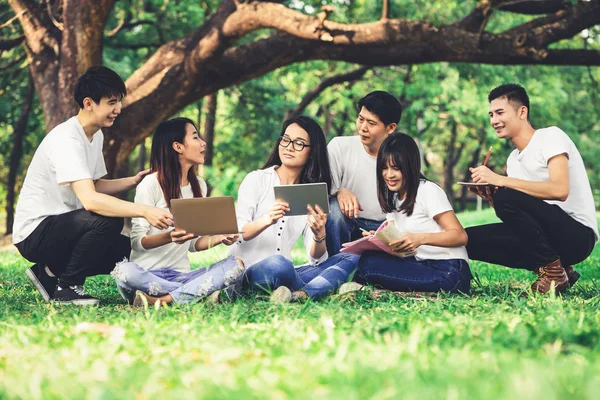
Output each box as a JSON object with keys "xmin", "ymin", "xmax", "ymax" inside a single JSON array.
[{"xmin": 1, "ymin": 211, "xmax": 599, "ymax": 399}]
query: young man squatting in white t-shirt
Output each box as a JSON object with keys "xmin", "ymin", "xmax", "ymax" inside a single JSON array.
[
  {"xmin": 13, "ymin": 66, "xmax": 173, "ymax": 305},
  {"xmin": 467, "ymin": 84, "xmax": 598, "ymax": 295}
]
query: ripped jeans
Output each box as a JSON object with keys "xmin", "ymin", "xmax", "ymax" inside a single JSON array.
[{"xmin": 112, "ymin": 256, "xmax": 243, "ymax": 304}]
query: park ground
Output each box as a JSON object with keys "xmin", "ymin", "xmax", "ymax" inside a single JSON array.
[{"xmin": 1, "ymin": 208, "xmax": 599, "ymax": 399}]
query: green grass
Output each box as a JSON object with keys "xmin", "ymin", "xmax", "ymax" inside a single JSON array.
[{"xmin": 1, "ymin": 211, "xmax": 600, "ymax": 399}]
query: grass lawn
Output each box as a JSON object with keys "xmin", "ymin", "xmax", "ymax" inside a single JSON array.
[{"xmin": 1, "ymin": 208, "xmax": 599, "ymax": 399}]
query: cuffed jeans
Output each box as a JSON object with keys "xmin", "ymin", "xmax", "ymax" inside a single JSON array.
[
  {"xmin": 357, "ymin": 251, "xmax": 472, "ymax": 294},
  {"xmin": 466, "ymin": 188, "xmax": 596, "ymax": 271},
  {"xmin": 112, "ymin": 256, "xmax": 243, "ymax": 304},
  {"xmin": 325, "ymin": 197, "xmax": 383, "ymax": 256},
  {"xmin": 244, "ymin": 253, "xmax": 360, "ymax": 299},
  {"xmin": 15, "ymin": 209, "xmax": 130, "ymax": 286}
]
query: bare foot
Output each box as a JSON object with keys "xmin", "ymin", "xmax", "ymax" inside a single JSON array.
[
  {"xmin": 133, "ymin": 290, "xmax": 173, "ymax": 307},
  {"xmin": 292, "ymin": 290, "xmax": 309, "ymax": 302}
]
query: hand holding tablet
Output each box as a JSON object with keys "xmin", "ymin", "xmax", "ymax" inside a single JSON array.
[{"xmin": 273, "ymin": 183, "xmax": 329, "ymax": 216}]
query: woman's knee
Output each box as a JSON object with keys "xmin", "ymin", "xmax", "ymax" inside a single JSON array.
[{"xmin": 111, "ymin": 260, "xmax": 141, "ymax": 284}]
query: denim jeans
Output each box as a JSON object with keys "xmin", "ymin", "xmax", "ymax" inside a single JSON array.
[
  {"xmin": 112, "ymin": 256, "xmax": 243, "ymax": 304},
  {"xmin": 325, "ymin": 198, "xmax": 384, "ymax": 256},
  {"xmin": 244, "ymin": 252, "xmax": 360, "ymax": 299},
  {"xmin": 357, "ymin": 251, "xmax": 472, "ymax": 294}
]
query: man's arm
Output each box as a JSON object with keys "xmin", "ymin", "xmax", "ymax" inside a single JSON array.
[
  {"xmin": 71, "ymin": 179, "xmax": 173, "ymax": 229},
  {"xmin": 470, "ymin": 154, "xmax": 570, "ymax": 201},
  {"xmin": 94, "ymin": 169, "xmax": 150, "ymax": 195}
]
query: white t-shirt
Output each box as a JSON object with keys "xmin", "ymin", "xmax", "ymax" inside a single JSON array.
[
  {"xmin": 13, "ymin": 117, "xmax": 107, "ymax": 244},
  {"xmin": 328, "ymin": 136, "xmax": 386, "ymax": 221},
  {"xmin": 386, "ymin": 180, "xmax": 469, "ymax": 262},
  {"xmin": 228, "ymin": 166, "xmax": 328, "ymax": 267},
  {"xmin": 507, "ymin": 126, "xmax": 598, "ymax": 241},
  {"xmin": 129, "ymin": 173, "xmax": 208, "ymax": 273}
]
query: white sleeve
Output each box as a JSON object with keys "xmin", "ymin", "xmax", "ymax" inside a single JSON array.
[
  {"xmin": 234, "ymin": 172, "xmax": 262, "ymax": 244},
  {"xmin": 130, "ymin": 177, "xmax": 161, "ymax": 252},
  {"xmin": 327, "ymin": 139, "xmax": 342, "ymax": 195},
  {"xmin": 421, "ymin": 182, "xmax": 453, "ymax": 220},
  {"xmin": 52, "ymin": 134, "xmax": 93, "ymax": 185},
  {"xmin": 541, "ymin": 127, "xmax": 571, "ymax": 163},
  {"xmin": 302, "ymin": 223, "xmax": 328, "ymax": 265}
]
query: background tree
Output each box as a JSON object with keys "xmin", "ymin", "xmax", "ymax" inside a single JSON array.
[{"xmin": 3, "ymin": 0, "xmax": 599, "ymax": 174}]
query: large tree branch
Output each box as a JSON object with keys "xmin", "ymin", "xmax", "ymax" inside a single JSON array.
[
  {"xmin": 504, "ymin": 0, "xmax": 599, "ymax": 45},
  {"xmin": 285, "ymin": 65, "xmax": 371, "ymax": 120},
  {"xmin": 0, "ymin": 35, "xmax": 24, "ymax": 50},
  {"xmin": 8, "ymin": 0, "xmax": 59, "ymax": 55},
  {"xmin": 497, "ymin": 0, "xmax": 568, "ymax": 15}
]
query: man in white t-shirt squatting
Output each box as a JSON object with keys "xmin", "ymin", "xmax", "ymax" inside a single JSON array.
[
  {"xmin": 326, "ymin": 91, "xmax": 402, "ymax": 256},
  {"xmin": 13, "ymin": 66, "xmax": 173, "ymax": 306},
  {"xmin": 467, "ymin": 83, "xmax": 598, "ymax": 295}
]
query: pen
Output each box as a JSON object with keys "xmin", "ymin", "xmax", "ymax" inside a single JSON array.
[
  {"xmin": 483, "ymin": 146, "xmax": 493, "ymax": 166},
  {"xmin": 359, "ymin": 228, "xmax": 371, "ymax": 234}
]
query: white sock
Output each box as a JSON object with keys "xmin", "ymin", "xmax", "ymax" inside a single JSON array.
[{"xmin": 44, "ymin": 266, "xmax": 56, "ymax": 278}]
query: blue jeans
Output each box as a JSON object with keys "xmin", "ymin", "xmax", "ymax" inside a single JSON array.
[
  {"xmin": 244, "ymin": 253, "xmax": 360, "ymax": 299},
  {"xmin": 112, "ymin": 256, "xmax": 244, "ymax": 304},
  {"xmin": 357, "ymin": 251, "xmax": 472, "ymax": 294},
  {"xmin": 325, "ymin": 198, "xmax": 383, "ymax": 256}
]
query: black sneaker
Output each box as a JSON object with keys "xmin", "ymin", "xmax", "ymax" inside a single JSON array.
[
  {"xmin": 53, "ymin": 285, "xmax": 100, "ymax": 306},
  {"xmin": 25, "ymin": 264, "xmax": 58, "ymax": 302}
]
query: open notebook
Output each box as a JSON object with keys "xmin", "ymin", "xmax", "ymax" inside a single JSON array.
[{"xmin": 340, "ymin": 220, "xmax": 417, "ymax": 258}]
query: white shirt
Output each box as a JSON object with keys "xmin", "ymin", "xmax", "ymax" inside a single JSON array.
[
  {"xmin": 507, "ymin": 126, "xmax": 598, "ymax": 241},
  {"xmin": 129, "ymin": 173, "xmax": 207, "ymax": 273},
  {"xmin": 328, "ymin": 136, "xmax": 386, "ymax": 221},
  {"xmin": 386, "ymin": 180, "xmax": 469, "ymax": 262},
  {"xmin": 13, "ymin": 117, "xmax": 107, "ymax": 244},
  {"xmin": 228, "ymin": 166, "xmax": 328, "ymax": 267}
]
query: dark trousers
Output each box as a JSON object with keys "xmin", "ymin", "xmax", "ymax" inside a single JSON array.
[
  {"xmin": 15, "ymin": 209, "xmax": 130, "ymax": 286},
  {"xmin": 466, "ymin": 188, "xmax": 596, "ymax": 271}
]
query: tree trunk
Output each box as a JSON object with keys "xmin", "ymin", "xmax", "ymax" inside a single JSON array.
[
  {"xmin": 202, "ymin": 92, "xmax": 217, "ymax": 196},
  {"xmin": 6, "ymin": 71, "xmax": 35, "ymax": 235},
  {"xmin": 7, "ymin": 0, "xmax": 600, "ymax": 174}
]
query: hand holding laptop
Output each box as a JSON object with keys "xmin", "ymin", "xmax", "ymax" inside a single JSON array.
[{"xmin": 170, "ymin": 229, "xmax": 196, "ymax": 244}]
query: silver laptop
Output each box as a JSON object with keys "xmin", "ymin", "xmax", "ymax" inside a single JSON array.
[
  {"xmin": 273, "ymin": 183, "xmax": 330, "ymax": 216},
  {"xmin": 170, "ymin": 196, "xmax": 240, "ymax": 236}
]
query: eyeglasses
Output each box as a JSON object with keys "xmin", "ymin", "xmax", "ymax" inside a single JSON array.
[{"xmin": 278, "ymin": 136, "xmax": 311, "ymax": 151}]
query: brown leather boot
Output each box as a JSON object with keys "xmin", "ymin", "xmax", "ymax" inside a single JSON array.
[
  {"xmin": 528, "ymin": 259, "xmax": 570, "ymax": 295},
  {"xmin": 563, "ymin": 265, "xmax": 581, "ymax": 286},
  {"xmin": 532, "ymin": 265, "xmax": 580, "ymax": 287}
]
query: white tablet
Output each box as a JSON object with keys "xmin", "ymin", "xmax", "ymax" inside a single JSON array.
[{"xmin": 274, "ymin": 183, "xmax": 330, "ymax": 216}]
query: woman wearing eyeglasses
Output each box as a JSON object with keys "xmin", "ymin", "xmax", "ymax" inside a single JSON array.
[{"xmin": 219, "ymin": 116, "xmax": 359, "ymax": 303}]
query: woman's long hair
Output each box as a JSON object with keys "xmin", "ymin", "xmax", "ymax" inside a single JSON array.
[
  {"xmin": 150, "ymin": 117, "xmax": 203, "ymax": 207},
  {"xmin": 262, "ymin": 116, "xmax": 332, "ymax": 191},
  {"xmin": 377, "ymin": 132, "xmax": 427, "ymax": 216}
]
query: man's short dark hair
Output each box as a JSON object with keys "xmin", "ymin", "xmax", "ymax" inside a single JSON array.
[
  {"xmin": 488, "ymin": 83, "xmax": 530, "ymax": 120},
  {"xmin": 357, "ymin": 91, "xmax": 403, "ymax": 126},
  {"xmin": 73, "ymin": 66, "xmax": 126, "ymax": 108}
]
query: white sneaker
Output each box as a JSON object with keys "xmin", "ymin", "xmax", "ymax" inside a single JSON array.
[
  {"xmin": 338, "ymin": 282, "xmax": 365, "ymax": 295},
  {"xmin": 270, "ymin": 286, "xmax": 292, "ymax": 303}
]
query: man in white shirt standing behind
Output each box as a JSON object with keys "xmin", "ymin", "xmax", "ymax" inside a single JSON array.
[
  {"xmin": 326, "ymin": 91, "xmax": 402, "ymax": 255},
  {"xmin": 467, "ymin": 83, "xmax": 598, "ymax": 295},
  {"xmin": 13, "ymin": 66, "xmax": 173, "ymax": 305}
]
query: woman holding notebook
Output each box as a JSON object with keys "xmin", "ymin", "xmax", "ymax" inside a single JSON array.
[
  {"xmin": 341, "ymin": 133, "xmax": 472, "ymax": 295},
  {"xmin": 112, "ymin": 118, "xmax": 245, "ymax": 306},
  {"xmin": 220, "ymin": 116, "xmax": 359, "ymax": 303}
]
